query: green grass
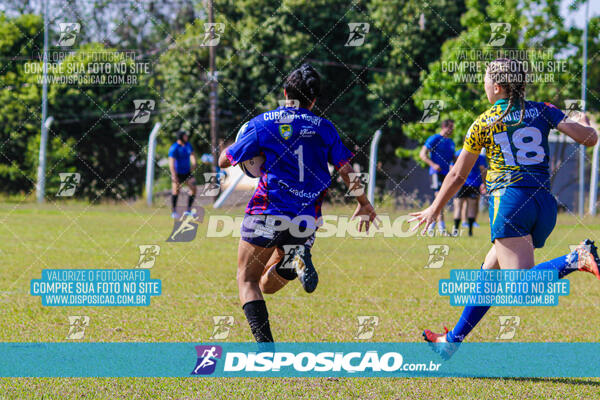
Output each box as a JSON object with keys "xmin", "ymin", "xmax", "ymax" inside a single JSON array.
[{"xmin": 1, "ymin": 201, "xmax": 600, "ymax": 399}]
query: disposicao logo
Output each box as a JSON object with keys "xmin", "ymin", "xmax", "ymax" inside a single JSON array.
[
  {"xmin": 223, "ymin": 351, "xmax": 405, "ymax": 373},
  {"xmin": 189, "ymin": 346, "xmax": 442, "ymax": 376},
  {"xmin": 191, "ymin": 345, "xmax": 222, "ymax": 375}
]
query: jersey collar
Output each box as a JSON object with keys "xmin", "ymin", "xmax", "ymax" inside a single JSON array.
[
  {"xmin": 277, "ymin": 105, "xmax": 311, "ymax": 114},
  {"xmin": 493, "ymin": 98, "xmax": 509, "ymax": 107}
]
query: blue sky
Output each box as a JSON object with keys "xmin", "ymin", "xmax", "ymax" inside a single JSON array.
[{"xmin": 560, "ymin": 0, "xmax": 599, "ymax": 28}]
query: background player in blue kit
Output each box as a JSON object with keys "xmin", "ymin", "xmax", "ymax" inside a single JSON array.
[
  {"xmin": 411, "ymin": 58, "xmax": 600, "ymax": 358},
  {"xmin": 218, "ymin": 64, "xmax": 379, "ymax": 343},
  {"xmin": 451, "ymin": 148, "xmax": 487, "ymax": 236},
  {"xmin": 168, "ymin": 131, "xmax": 197, "ymax": 219},
  {"xmin": 419, "ymin": 120, "xmax": 455, "ymax": 234}
]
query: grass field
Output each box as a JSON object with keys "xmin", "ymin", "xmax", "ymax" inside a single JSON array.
[{"xmin": 1, "ymin": 201, "xmax": 600, "ymax": 399}]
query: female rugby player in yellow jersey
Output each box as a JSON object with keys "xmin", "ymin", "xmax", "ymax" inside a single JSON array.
[{"xmin": 410, "ymin": 58, "xmax": 599, "ymax": 357}]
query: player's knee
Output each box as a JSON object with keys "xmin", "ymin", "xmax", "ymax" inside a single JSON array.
[
  {"xmin": 236, "ymin": 268, "xmax": 259, "ymax": 286},
  {"xmin": 260, "ymin": 270, "xmax": 288, "ymax": 294},
  {"xmin": 259, "ymin": 278, "xmax": 277, "ymax": 294}
]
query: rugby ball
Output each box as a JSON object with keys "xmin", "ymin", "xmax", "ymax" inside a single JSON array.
[{"xmin": 236, "ymin": 122, "xmax": 265, "ymax": 178}]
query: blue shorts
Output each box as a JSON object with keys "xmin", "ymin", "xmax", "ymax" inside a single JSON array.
[
  {"xmin": 240, "ymin": 214, "xmax": 316, "ymax": 249},
  {"xmin": 488, "ymin": 187, "xmax": 557, "ymax": 248}
]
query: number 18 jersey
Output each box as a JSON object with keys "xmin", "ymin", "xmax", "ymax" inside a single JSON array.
[{"xmin": 463, "ymin": 99, "xmax": 566, "ymax": 193}]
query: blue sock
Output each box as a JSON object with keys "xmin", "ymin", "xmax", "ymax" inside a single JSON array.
[
  {"xmin": 531, "ymin": 249, "xmax": 579, "ymax": 278},
  {"xmin": 446, "ymin": 248, "xmax": 579, "ymax": 343},
  {"xmin": 446, "ymin": 265, "xmax": 490, "ymax": 343},
  {"xmin": 446, "ymin": 305, "xmax": 490, "ymax": 343}
]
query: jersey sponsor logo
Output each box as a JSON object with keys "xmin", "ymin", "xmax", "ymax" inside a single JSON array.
[
  {"xmin": 502, "ymin": 106, "xmax": 540, "ymax": 124},
  {"xmin": 300, "ymin": 126, "xmax": 316, "ymax": 137},
  {"xmin": 263, "ymin": 111, "xmax": 322, "ymax": 126},
  {"xmin": 264, "ymin": 110, "xmax": 295, "ymax": 122},
  {"xmin": 277, "ymin": 180, "xmax": 321, "ymax": 199},
  {"xmin": 279, "ymin": 124, "xmax": 293, "ymax": 140},
  {"xmin": 301, "ymin": 114, "xmax": 322, "ymax": 126}
]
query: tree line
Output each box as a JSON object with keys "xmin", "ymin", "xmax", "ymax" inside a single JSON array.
[{"xmin": 0, "ymin": 0, "xmax": 596, "ymax": 200}]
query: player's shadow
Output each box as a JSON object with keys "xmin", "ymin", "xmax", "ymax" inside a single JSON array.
[{"xmin": 479, "ymin": 377, "xmax": 600, "ymax": 387}]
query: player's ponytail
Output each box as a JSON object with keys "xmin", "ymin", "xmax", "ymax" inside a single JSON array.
[
  {"xmin": 487, "ymin": 58, "xmax": 526, "ymax": 127},
  {"xmin": 283, "ymin": 63, "xmax": 321, "ymax": 108}
]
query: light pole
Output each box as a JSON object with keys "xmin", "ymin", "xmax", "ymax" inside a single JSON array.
[
  {"xmin": 37, "ymin": 0, "xmax": 50, "ymax": 203},
  {"xmin": 578, "ymin": 0, "xmax": 589, "ymax": 217},
  {"xmin": 207, "ymin": 0, "xmax": 218, "ymax": 174}
]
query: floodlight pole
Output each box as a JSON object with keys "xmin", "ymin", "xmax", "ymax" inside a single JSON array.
[
  {"xmin": 368, "ymin": 130, "xmax": 382, "ymax": 205},
  {"xmin": 36, "ymin": 0, "xmax": 50, "ymax": 203},
  {"xmin": 579, "ymin": 0, "xmax": 589, "ymax": 217},
  {"xmin": 145, "ymin": 123, "xmax": 162, "ymax": 206}
]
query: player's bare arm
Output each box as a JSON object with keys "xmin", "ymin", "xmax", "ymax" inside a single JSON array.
[
  {"xmin": 479, "ymin": 164, "xmax": 487, "ymax": 194},
  {"xmin": 419, "ymin": 145, "xmax": 440, "ymax": 172},
  {"xmin": 410, "ymin": 150, "xmax": 479, "ymax": 231},
  {"xmin": 337, "ymin": 163, "xmax": 379, "ymax": 232},
  {"xmin": 556, "ymin": 113, "xmax": 597, "ymax": 146},
  {"xmin": 190, "ymin": 152, "xmax": 197, "ymax": 171},
  {"xmin": 218, "ymin": 148, "xmax": 231, "ymax": 168}
]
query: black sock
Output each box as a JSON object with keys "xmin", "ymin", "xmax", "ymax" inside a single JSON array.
[
  {"xmin": 187, "ymin": 194, "xmax": 195, "ymax": 211},
  {"xmin": 171, "ymin": 194, "xmax": 178, "ymax": 211},
  {"xmin": 242, "ymin": 300, "xmax": 274, "ymax": 342},
  {"xmin": 453, "ymin": 218, "xmax": 460, "ymax": 232},
  {"xmin": 468, "ymin": 217, "xmax": 475, "ymax": 236}
]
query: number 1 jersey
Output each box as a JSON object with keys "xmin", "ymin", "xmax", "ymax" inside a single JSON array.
[{"xmin": 226, "ymin": 106, "xmax": 354, "ymax": 219}]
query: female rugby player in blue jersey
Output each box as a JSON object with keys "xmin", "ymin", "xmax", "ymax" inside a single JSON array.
[
  {"xmin": 218, "ymin": 64, "xmax": 379, "ymax": 343},
  {"xmin": 410, "ymin": 58, "xmax": 599, "ymax": 357}
]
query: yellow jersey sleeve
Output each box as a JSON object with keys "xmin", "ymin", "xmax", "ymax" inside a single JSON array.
[{"xmin": 463, "ymin": 115, "xmax": 487, "ymax": 154}]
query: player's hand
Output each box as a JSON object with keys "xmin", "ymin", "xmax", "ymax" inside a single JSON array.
[
  {"xmin": 408, "ymin": 206, "xmax": 439, "ymax": 233},
  {"xmin": 432, "ymin": 163, "xmax": 442, "ymax": 172},
  {"xmin": 352, "ymin": 201, "xmax": 380, "ymax": 233},
  {"xmin": 480, "ymin": 183, "xmax": 487, "ymax": 195}
]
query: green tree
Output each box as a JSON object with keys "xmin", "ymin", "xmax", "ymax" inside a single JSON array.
[
  {"xmin": 45, "ymin": 43, "xmax": 155, "ymax": 199},
  {"xmin": 157, "ymin": 0, "xmax": 465, "ymax": 169},
  {"xmin": 0, "ymin": 13, "xmax": 47, "ymax": 193},
  {"xmin": 400, "ymin": 0, "xmax": 594, "ymax": 164}
]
